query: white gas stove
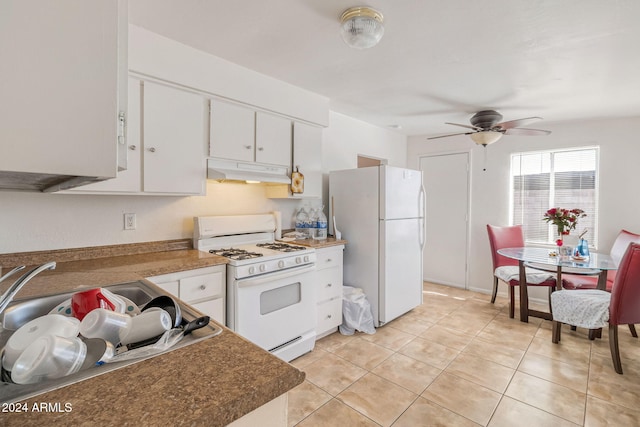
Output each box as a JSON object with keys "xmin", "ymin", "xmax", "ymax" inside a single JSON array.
[{"xmin": 193, "ymin": 213, "xmax": 317, "ymax": 362}]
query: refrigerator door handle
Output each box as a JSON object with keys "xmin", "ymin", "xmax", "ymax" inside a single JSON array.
[{"xmin": 419, "ymin": 184, "xmax": 426, "ymax": 250}]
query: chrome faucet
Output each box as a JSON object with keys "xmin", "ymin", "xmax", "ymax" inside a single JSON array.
[{"xmin": 0, "ymin": 262, "xmax": 56, "ymax": 316}]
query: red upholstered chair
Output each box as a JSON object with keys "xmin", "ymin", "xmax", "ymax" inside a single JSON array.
[
  {"xmin": 487, "ymin": 225, "xmax": 557, "ymax": 318},
  {"xmin": 562, "ymin": 229, "xmax": 640, "ymax": 291},
  {"xmin": 552, "ymin": 242, "xmax": 640, "ymax": 374}
]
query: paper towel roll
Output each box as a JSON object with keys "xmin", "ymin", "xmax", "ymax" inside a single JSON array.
[{"xmin": 273, "ymin": 211, "xmax": 282, "ymax": 240}]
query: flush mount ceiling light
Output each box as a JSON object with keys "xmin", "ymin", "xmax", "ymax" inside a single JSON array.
[
  {"xmin": 340, "ymin": 6, "xmax": 384, "ymax": 49},
  {"xmin": 469, "ymin": 130, "xmax": 503, "ymax": 146}
]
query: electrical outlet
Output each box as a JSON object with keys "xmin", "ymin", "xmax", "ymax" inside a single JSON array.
[{"xmin": 124, "ymin": 213, "xmax": 136, "ymax": 230}]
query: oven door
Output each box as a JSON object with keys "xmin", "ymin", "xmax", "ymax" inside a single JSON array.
[{"xmin": 233, "ymin": 264, "xmax": 317, "ymax": 353}]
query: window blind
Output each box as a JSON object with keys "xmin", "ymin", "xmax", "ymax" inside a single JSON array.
[{"xmin": 510, "ymin": 147, "xmax": 598, "ymax": 246}]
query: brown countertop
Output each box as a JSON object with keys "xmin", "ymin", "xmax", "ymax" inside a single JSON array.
[
  {"xmin": 282, "ymin": 237, "xmax": 348, "ymax": 249},
  {"xmin": 0, "ymin": 243, "xmax": 305, "ymax": 426}
]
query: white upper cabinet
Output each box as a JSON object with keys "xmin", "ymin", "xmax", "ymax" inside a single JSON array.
[
  {"xmin": 0, "ymin": 0, "xmax": 128, "ymax": 191},
  {"xmin": 209, "ymin": 100, "xmax": 255, "ymax": 162},
  {"xmin": 210, "ymin": 100, "xmax": 291, "ymax": 168},
  {"xmin": 71, "ymin": 79, "xmax": 206, "ymax": 195},
  {"xmin": 255, "ymin": 112, "xmax": 292, "ymax": 166},
  {"xmin": 143, "ymin": 81, "xmax": 206, "ymax": 194},
  {"xmin": 267, "ymin": 122, "xmax": 322, "ymax": 199}
]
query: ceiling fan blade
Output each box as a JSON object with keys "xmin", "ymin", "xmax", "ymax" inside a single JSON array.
[
  {"xmin": 495, "ymin": 117, "xmax": 542, "ymax": 129},
  {"xmin": 445, "ymin": 122, "xmax": 480, "ymax": 130},
  {"xmin": 427, "ymin": 132, "xmax": 473, "ymax": 140},
  {"xmin": 504, "ymin": 128, "xmax": 551, "ymax": 136}
]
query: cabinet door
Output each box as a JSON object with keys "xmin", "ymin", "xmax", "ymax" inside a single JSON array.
[
  {"xmin": 292, "ymin": 122, "xmax": 323, "ymax": 198},
  {"xmin": 143, "ymin": 81, "xmax": 206, "ymax": 194},
  {"xmin": 210, "ymin": 100, "xmax": 255, "ymax": 162},
  {"xmin": 0, "ymin": 0, "xmax": 125, "ymax": 180},
  {"xmin": 255, "ymin": 112, "xmax": 291, "ymax": 167},
  {"xmin": 71, "ymin": 77, "xmax": 142, "ymax": 193}
]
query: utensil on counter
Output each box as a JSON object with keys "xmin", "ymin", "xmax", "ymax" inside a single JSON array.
[
  {"xmin": 331, "ymin": 196, "xmax": 342, "ymax": 239},
  {"xmin": 105, "ymin": 316, "xmax": 210, "ymax": 363}
]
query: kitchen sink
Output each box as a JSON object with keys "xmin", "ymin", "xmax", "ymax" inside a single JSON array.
[{"xmin": 0, "ymin": 280, "xmax": 223, "ymax": 404}]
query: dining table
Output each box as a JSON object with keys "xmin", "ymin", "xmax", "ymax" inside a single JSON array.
[{"xmin": 497, "ymin": 247, "xmax": 619, "ymax": 322}]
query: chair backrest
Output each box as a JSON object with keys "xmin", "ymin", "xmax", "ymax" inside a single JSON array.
[
  {"xmin": 487, "ymin": 224, "xmax": 524, "ymax": 269},
  {"xmin": 607, "ymin": 229, "xmax": 640, "ymax": 283},
  {"xmin": 609, "ymin": 243, "xmax": 640, "ymax": 325}
]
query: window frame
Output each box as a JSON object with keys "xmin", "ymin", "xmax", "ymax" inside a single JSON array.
[{"xmin": 508, "ymin": 146, "xmax": 600, "ymax": 248}]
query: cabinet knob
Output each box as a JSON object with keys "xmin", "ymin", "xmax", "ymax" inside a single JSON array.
[
  {"xmin": 326, "ymin": 283, "xmax": 332, "ymax": 287},
  {"xmin": 128, "ymin": 145, "xmax": 136, "ymax": 151},
  {"xmin": 257, "ymin": 146, "xmax": 264, "ymax": 151},
  {"xmin": 326, "ymin": 314, "xmax": 332, "ymax": 319},
  {"xmin": 244, "ymin": 145, "xmax": 252, "ymax": 150},
  {"xmin": 200, "ymin": 284, "xmax": 207, "ymax": 291},
  {"xmin": 327, "ymin": 258, "xmax": 332, "ymax": 262},
  {"xmin": 148, "ymin": 147, "xmax": 156, "ymax": 153}
]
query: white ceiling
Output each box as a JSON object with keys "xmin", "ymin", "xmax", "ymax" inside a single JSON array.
[{"xmin": 129, "ymin": 0, "xmax": 640, "ymax": 136}]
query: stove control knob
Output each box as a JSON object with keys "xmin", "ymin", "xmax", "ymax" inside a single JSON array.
[
  {"xmin": 260, "ymin": 264, "xmax": 267, "ymax": 272},
  {"xmin": 249, "ymin": 266, "xmax": 255, "ymax": 274},
  {"xmin": 303, "ymin": 255, "xmax": 310, "ymax": 263},
  {"xmin": 295, "ymin": 257, "xmax": 302, "ymax": 264},
  {"xmin": 278, "ymin": 260, "xmax": 285, "ymax": 269}
]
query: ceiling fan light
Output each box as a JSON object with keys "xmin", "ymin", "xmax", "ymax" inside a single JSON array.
[
  {"xmin": 470, "ymin": 131, "xmax": 503, "ymax": 146},
  {"xmin": 340, "ymin": 7, "xmax": 384, "ymax": 49}
]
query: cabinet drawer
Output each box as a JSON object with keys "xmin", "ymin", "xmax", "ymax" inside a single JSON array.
[
  {"xmin": 316, "ymin": 248, "xmax": 343, "ymax": 270},
  {"xmin": 190, "ymin": 298, "xmax": 225, "ymax": 326},
  {"xmin": 316, "ymin": 297, "xmax": 342, "ymax": 335},
  {"xmin": 180, "ymin": 271, "xmax": 224, "ymax": 303},
  {"xmin": 154, "ymin": 280, "xmax": 180, "ymax": 298},
  {"xmin": 316, "ymin": 268, "xmax": 342, "ymax": 302}
]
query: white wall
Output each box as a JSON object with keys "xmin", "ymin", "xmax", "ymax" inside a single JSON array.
[
  {"xmin": 321, "ymin": 112, "xmax": 407, "ymax": 206},
  {"xmin": 408, "ymin": 116, "xmax": 640, "ymax": 299}
]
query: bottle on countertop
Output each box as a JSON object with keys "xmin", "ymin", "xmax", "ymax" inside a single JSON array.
[
  {"xmin": 294, "ymin": 207, "xmax": 308, "ymax": 239},
  {"xmin": 308, "ymin": 207, "xmax": 318, "ymax": 240},
  {"xmin": 314, "ymin": 205, "xmax": 328, "ymax": 240}
]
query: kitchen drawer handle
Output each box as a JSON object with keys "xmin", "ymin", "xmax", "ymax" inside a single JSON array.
[
  {"xmin": 199, "ymin": 285, "xmax": 207, "ymax": 291},
  {"xmin": 128, "ymin": 145, "xmax": 136, "ymax": 151}
]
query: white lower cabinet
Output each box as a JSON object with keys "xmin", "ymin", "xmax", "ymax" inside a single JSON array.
[
  {"xmin": 146, "ymin": 265, "xmax": 225, "ymax": 325},
  {"xmin": 314, "ymin": 245, "xmax": 344, "ymax": 338}
]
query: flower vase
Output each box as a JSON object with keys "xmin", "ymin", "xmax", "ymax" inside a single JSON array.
[{"xmin": 556, "ymin": 227, "xmax": 564, "ymax": 247}]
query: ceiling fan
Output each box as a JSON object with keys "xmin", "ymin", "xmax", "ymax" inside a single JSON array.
[{"xmin": 427, "ymin": 110, "xmax": 551, "ymax": 146}]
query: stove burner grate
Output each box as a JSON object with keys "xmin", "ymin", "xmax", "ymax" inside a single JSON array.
[
  {"xmin": 256, "ymin": 242, "xmax": 306, "ymax": 252},
  {"xmin": 209, "ymin": 248, "xmax": 264, "ymax": 260}
]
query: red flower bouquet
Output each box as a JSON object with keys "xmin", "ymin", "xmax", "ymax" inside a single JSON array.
[{"xmin": 543, "ymin": 208, "xmax": 586, "ymax": 246}]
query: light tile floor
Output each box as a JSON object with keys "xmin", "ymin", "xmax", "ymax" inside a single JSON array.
[{"xmin": 287, "ymin": 282, "xmax": 640, "ymax": 426}]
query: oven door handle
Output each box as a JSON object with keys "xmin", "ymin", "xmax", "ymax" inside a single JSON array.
[{"xmin": 236, "ymin": 264, "xmax": 316, "ymax": 288}]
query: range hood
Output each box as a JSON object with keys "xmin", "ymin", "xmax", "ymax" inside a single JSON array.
[{"xmin": 207, "ymin": 158, "xmax": 291, "ymax": 184}]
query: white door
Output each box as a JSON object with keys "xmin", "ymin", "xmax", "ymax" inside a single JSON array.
[
  {"xmin": 380, "ymin": 166, "xmax": 424, "ymax": 220},
  {"xmin": 143, "ymin": 81, "xmax": 206, "ymax": 194},
  {"xmin": 379, "ymin": 218, "xmax": 423, "ymax": 325},
  {"xmin": 420, "ymin": 153, "xmax": 469, "ymax": 288},
  {"xmin": 255, "ymin": 112, "xmax": 291, "ymax": 167}
]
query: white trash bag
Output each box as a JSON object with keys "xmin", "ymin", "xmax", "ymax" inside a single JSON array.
[{"xmin": 339, "ymin": 286, "xmax": 376, "ymax": 335}]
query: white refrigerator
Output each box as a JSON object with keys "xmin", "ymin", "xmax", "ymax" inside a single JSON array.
[{"xmin": 330, "ymin": 165, "xmax": 425, "ymax": 327}]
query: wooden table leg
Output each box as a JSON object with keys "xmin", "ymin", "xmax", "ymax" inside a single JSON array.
[
  {"xmin": 556, "ymin": 266, "xmax": 562, "ymax": 290},
  {"xmin": 519, "ymin": 260, "xmax": 528, "ymax": 322},
  {"xmin": 597, "ymin": 270, "xmax": 607, "ymax": 290}
]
